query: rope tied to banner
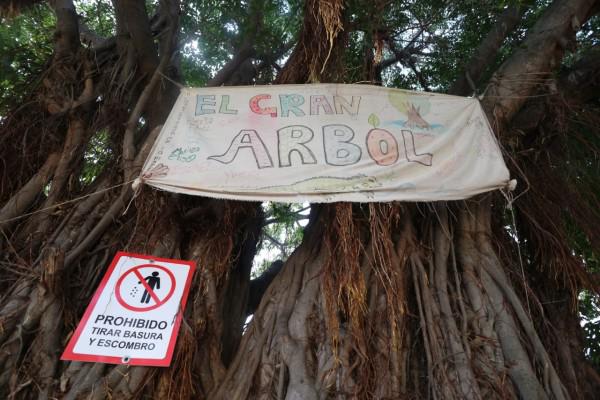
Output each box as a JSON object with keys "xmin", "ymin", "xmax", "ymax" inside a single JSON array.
[
  {"xmin": 0, "ymin": 179, "xmax": 136, "ymax": 225},
  {"xmin": 123, "ymin": 163, "xmax": 171, "ymax": 215},
  {"xmin": 500, "ymin": 178, "xmax": 532, "ymax": 318},
  {"xmin": 503, "ymin": 178, "xmax": 518, "ymax": 209}
]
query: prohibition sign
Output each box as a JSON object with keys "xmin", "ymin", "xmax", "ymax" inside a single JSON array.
[{"xmin": 115, "ymin": 264, "xmax": 176, "ymax": 312}]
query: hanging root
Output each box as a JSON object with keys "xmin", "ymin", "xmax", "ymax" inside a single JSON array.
[
  {"xmin": 322, "ymin": 203, "xmax": 366, "ymax": 363},
  {"xmin": 276, "ymin": 0, "xmax": 346, "ymax": 84},
  {"xmin": 316, "ymin": 0, "xmax": 344, "ymax": 76}
]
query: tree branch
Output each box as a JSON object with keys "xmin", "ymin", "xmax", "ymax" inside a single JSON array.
[
  {"xmin": 50, "ymin": 0, "xmax": 80, "ymax": 58},
  {"xmin": 263, "ymin": 207, "xmax": 310, "ymax": 226},
  {"xmin": 449, "ymin": 2, "xmax": 532, "ymax": 96},
  {"xmin": 263, "ymin": 232, "xmax": 285, "ymax": 250},
  {"xmin": 376, "ymin": 26, "xmax": 427, "ymax": 75},
  {"xmin": 113, "ymin": 0, "xmax": 158, "ymax": 77},
  {"xmin": 207, "ymin": 0, "xmax": 265, "ymax": 86},
  {"xmin": 247, "ymin": 260, "xmax": 284, "ymax": 315},
  {"xmin": 510, "ymin": 46, "xmax": 600, "ymax": 133},
  {"xmin": 481, "ymin": 0, "xmax": 598, "ymax": 130},
  {"xmin": 407, "ymin": 57, "xmax": 430, "ymax": 91},
  {"xmin": 0, "ymin": 152, "xmax": 60, "ymax": 231},
  {"xmin": 77, "ymin": 18, "xmax": 107, "ymax": 48},
  {"xmin": 121, "ymin": 18, "xmax": 176, "ymax": 180},
  {"xmin": 65, "ymin": 124, "xmax": 163, "ymax": 267}
]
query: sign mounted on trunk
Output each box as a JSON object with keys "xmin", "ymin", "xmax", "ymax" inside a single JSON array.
[
  {"xmin": 137, "ymin": 84, "xmax": 510, "ymax": 202},
  {"xmin": 61, "ymin": 252, "xmax": 196, "ymax": 367}
]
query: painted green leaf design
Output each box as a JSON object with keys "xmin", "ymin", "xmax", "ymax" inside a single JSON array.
[{"xmin": 368, "ymin": 113, "xmax": 380, "ymax": 128}]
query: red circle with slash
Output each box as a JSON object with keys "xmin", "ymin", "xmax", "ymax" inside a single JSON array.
[{"xmin": 115, "ymin": 264, "xmax": 176, "ymax": 312}]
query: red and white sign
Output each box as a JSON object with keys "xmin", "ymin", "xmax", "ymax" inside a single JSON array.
[{"xmin": 61, "ymin": 252, "xmax": 196, "ymax": 366}]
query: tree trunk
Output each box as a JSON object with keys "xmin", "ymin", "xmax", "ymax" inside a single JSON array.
[{"xmin": 0, "ymin": 0, "xmax": 599, "ymax": 399}]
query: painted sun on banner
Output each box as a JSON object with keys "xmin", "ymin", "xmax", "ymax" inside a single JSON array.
[{"xmin": 138, "ymin": 84, "xmax": 510, "ymax": 202}]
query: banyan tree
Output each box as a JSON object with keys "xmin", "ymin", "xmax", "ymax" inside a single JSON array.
[{"xmin": 1, "ymin": 0, "xmax": 600, "ymax": 398}]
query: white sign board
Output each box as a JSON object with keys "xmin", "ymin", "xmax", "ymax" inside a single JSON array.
[
  {"xmin": 139, "ymin": 84, "xmax": 510, "ymax": 202},
  {"xmin": 61, "ymin": 252, "xmax": 196, "ymax": 366}
]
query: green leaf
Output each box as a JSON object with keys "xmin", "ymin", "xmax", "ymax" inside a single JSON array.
[{"xmin": 368, "ymin": 113, "xmax": 380, "ymax": 128}]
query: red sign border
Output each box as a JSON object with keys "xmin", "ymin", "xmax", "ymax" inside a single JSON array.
[{"xmin": 61, "ymin": 251, "xmax": 196, "ymax": 367}]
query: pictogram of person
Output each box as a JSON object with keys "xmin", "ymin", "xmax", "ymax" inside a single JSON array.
[{"xmin": 139, "ymin": 271, "xmax": 160, "ymax": 304}]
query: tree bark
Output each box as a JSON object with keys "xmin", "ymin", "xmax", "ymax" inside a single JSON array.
[
  {"xmin": 0, "ymin": 0, "xmax": 599, "ymax": 399},
  {"xmin": 449, "ymin": 2, "xmax": 532, "ymax": 96}
]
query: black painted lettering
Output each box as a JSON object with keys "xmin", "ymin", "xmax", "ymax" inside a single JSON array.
[
  {"xmin": 277, "ymin": 125, "xmax": 317, "ymax": 167},
  {"xmin": 208, "ymin": 130, "xmax": 274, "ymax": 169}
]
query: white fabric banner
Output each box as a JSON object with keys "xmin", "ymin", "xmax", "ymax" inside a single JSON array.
[{"xmin": 139, "ymin": 84, "xmax": 509, "ymax": 202}]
